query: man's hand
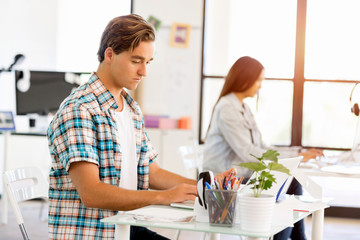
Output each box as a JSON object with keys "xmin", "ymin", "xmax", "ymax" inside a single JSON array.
[
  {"xmin": 157, "ymin": 183, "xmax": 197, "ymax": 205},
  {"xmin": 300, "ymin": 148, "xmax": 324, "ymax": 162}
]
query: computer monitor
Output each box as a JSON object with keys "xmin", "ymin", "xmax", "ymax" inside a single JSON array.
[
  {"xmin": 15, "ymin": 71, "xmax": 80, "ymax": 116},
  {"xmin": 0, "ymin": 111, "xmax": 15, "ymax": 131}
]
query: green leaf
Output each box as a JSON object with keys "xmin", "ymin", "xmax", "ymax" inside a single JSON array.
[
  {"xmin": 250, "ymin": 153, "xmax": 262, "ymax": 161},
  {"xmin": 248, "ymin": 179, "xmax": 257, "ymax": 185},
  {"xmin": 261, "ymin": 171, "xmax": 275, "ymax": 182},
  {"xmin": 268, "ymin": 162, "xmax": 291, "ymax": 175},
  {"xmin": 262, "ymin": 150, "xmax": 279, "ymax": 162},
  {"xmin": 263, "ymin": 180, "xmax": 273, "ymax": 190},
  {"xmin": 238, "ymin": 162, "xmax": 267, "ymax": 172}
]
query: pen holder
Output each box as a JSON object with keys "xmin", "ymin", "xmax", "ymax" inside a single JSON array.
[{"xmin": 205, "ymin": 189, "xmax": 237, "ymax": 227}]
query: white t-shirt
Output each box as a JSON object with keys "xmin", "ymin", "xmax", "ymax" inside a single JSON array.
[
  {"xmin": 113, "ymin": 96, "xmax": 138, "ymax": 190},
  {"xmin": 113, "ymin": 97, "xmax": 138, "ymax": 238}
]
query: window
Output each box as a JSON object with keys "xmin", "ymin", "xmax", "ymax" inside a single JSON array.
[
  {"xmin": 204, "ymin": 0, "xmax": 297, "ymax": 78},
  {"xmin": 201, "ymin": 0, "xmax": 360, "ymax": 150},
  {"xmin": 305, "ymin": 0, "xmax": 360, "ymax": 80}
]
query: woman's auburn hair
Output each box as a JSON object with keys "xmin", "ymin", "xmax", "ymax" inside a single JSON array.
[{"xmin": 204, "ymin": 56, "xmax": 264, "ymax": 140}]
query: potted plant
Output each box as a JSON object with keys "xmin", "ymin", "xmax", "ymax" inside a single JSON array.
[
  {"xmin": 236, "ymin": 149, "xmax": 291, "ymax": 233},
  {"xmin": 238, "ymin": 149, "xmax": 291, "ymax": 197}
]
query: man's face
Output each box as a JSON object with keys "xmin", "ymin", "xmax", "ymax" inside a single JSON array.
[{"xmin": 109, "ymin": 41, "xmax": 154, "ymax": 91}]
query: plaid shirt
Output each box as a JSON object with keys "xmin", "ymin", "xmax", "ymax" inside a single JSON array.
[{"xmin": 47, "ymin": 73, "xmax": 158, "ymax": 239}]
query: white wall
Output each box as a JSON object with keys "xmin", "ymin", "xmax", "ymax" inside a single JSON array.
[
  {"xmin": 0, "ymin": 72, "xmax": 16, "ymax": 114},
  {"xmin": 0, "ymin": 0, "xmax": 58, "ymax": 71},
  {"xmin": 0, "ymin": 0, "xmax": 131, "ymax": 72},
  {"xmin": 0, "ymin": 0, "xmax": 203, "ymax": 137},
  {"xmin": 133, "ymin": 0, "xmax": 203, "ymax": 138},
  {"xmin": 0, "ymin": 0, "xmax": 131, "ymax": 129},
  {"xmin": 55, "ymin": 0, "xmax": 131, "ymax": 72}
]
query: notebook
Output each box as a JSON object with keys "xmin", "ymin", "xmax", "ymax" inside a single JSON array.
[
  {"xmin": 240, "ymin": 156, "xmax": 302, "ymax": 201},
  {"xmin": 170, "ymin": 200, "xmax": 195, "ymax": 210}
]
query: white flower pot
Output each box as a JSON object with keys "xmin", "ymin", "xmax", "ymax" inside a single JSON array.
[{"xmin": 237, "ymin": 193, "xmax": 276, "ymax": 233}]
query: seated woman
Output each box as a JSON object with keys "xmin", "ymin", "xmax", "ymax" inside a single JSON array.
[{"xmin": 202, "ymin": 56, "xmax": 323, "ymax": 240}]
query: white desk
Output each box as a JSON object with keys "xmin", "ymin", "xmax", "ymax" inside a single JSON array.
[
  {"xmin": 298, "ymin": 163, "xmax": 360, "ymax": 209},
  {"xmin": 299, "ymin": 165, "xmax": 360, "ymax": 179},
  {"xmin": 101, "ymin": 203, "xmax": 328, "ymax": 240}
]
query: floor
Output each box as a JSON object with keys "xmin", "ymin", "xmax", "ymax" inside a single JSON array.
[{"xmin": 0, "ymin": 200, "xmax": 360, "ymax": 240}]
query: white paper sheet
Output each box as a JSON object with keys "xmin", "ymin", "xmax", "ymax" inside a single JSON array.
[{"xmin": 126, "ymin": 205, "xmax": 194, "ymax": 222}]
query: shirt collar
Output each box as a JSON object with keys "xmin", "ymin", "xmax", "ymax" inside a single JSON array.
[
  {"xmin": 87, "ymin": 73, "xmax": 118, "ymax": 111},
  {"xmin": 228, "ymin": 92, "xmax": 246, "ymax": 113},
  {"xmin": 87, "ymin": 73, "xmax": 139, "ymax": 114}
]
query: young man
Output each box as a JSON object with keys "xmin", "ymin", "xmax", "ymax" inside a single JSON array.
[{"xmin": 47, "ymin": 14, "xmax": 234, "ymax": 239}]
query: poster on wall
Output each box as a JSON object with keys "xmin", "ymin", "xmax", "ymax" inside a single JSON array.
[
  {"xmin": 147, "ymin": 15, "xmax": 162, "ymax": 31},
  {"xmin": 170, "ymin": 23, "xmax": 191, "ymax": 48}
]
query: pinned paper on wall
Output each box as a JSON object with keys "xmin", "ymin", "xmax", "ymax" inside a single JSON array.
[
  {"xmin": 147, "ymin": 15, "xmax": 162, "ymax": 31},
  {"xmin": 170, "ymin": 23, "xmax": 191, "ymax": 48}
]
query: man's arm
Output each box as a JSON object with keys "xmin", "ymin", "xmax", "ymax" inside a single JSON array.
[
  {"xmin": 148, "ymin": 162, "xmax": 238, "ymax": 197},
  {"xmin": 68, "ymin": 161, "xmax": 197, "ymax": 211},
  {"xmin": 149, "ymin": 161, "xmax": 196, "ymax": 189}
]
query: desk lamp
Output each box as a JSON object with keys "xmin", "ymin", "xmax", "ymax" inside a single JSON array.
[
  {"xmin": 0, "ymin": 54, "xmax": 25, "ymax": 74},
  {"xmin": 7, "ymin": 54, "xmax": 25, "ymax": 71}
]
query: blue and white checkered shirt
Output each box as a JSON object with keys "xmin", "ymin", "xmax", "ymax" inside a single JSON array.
[{"xmin": 47, "ymin": 73, "xmax": 158, "ymax": 239}]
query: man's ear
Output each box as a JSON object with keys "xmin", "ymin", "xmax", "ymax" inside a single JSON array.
[{"xmin": 104, "ymin": 47, "xmax": 114, "ymax": 62}]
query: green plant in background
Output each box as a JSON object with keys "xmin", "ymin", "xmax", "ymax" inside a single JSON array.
[{"xmin": 237, "ymin": 150, "xmax": 290, "ymax": 197}]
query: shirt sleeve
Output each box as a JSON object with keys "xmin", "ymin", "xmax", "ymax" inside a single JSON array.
[
  {"xmin": 143, "ymin": 129, "xmax": 158, "ymax": 164},
  {"xmin": 51, "ymin": 104, "xmax": 99, "ymax": 172},
  {"xmin": 217, "ymin": 103, "xmax": 267, "ymax": 164}
]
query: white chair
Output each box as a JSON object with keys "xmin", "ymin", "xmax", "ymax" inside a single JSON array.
[
  {"xmin": 178, "ymin": 143, "xmax": 204, "ymax": 179},
  {"xmin": 2, "ymin": 167, "xmax": 49, "ymax": 240}
]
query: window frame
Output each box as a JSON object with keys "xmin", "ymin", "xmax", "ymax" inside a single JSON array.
[{"xmin": 198, "ymin": 0, "xmax": 359, "ymax": 151}]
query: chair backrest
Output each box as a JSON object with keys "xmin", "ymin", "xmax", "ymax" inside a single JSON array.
[
  {"xmin": 178, "ymin": 143, "xmax": 204, "ymax": 178},
  {"xmin": 2, "ymin": 167, "xmax": 49, "ymax": 225}
]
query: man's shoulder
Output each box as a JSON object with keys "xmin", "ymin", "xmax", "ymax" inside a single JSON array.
[
  {"xmin": 47, "ymin": 87, "xmax": 101, "ymax": 138},
  {"xmin": 52, "ymin": 85, "xmax": 102, "ymax": 121},
  {"xmin": 70, "ymin": 85, "xmax": 98, "ymax": 106}
]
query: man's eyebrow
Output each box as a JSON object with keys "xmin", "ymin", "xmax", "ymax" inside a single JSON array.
[{"xmin": 131, "ymin": 55, "xmax": 154, "ymax": 62}]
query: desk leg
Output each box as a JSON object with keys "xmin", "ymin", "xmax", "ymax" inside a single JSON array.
[
  {"xmin": 312, "ymin": 208, "xmax": 324, "ymax": 240},
  {"xmin": 115, "ymin": 225, "xmax": 130, "ymax": 240},
  {"xmin": 209, "ymin": 233, "xmax": 220, "ymax": 240}
]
